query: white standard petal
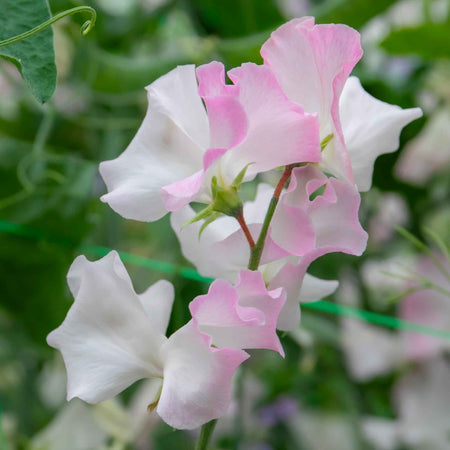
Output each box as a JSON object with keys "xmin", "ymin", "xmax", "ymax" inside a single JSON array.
[
  {"xmin": 47, "ymin": 252, "xmax": 168, "ymax": 404},
  {"xmin": 340, "ymin": 76, "xmax": 423, "ymax": 192},
  {"xmin": 138, "ymin": 279, "xmax": 175, "ymax": 335},
  {"xmin": 99, "ymin": 65, "xmax": 209, "ymax": 221}
]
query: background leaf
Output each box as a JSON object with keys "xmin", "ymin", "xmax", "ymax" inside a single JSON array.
[
  {"xmin": 0, "ymin": 0, "xmax": 56, "ymax": 103},
  {"xmin": 381, "ymin": 22, "xmax": 450, "ymax": 59}
]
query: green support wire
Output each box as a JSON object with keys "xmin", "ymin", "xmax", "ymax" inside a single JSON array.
[{"xmin": 1, "ymin": 219, "xmax": 450, "ymax": 341}]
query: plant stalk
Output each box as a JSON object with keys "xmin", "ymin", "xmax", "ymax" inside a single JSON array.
[
  {"xmin": 248, "ymin": 165, "xmax": 293, "ymax": 270},
  {"xmin": 195, "ymin": 420, "xmax": 218, "ymax": 450}
]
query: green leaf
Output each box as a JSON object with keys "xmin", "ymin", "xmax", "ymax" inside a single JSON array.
[
  {"xmin": 0, "ymin": 0, "xmax": 56, "ymax": 103},
  {"xmin": 381, "ymin": 23, "xmax": 450, "ymax": 59},
  {"xmin": 314, "ymin": 0, "xmax": 394, "ymax": 29}
]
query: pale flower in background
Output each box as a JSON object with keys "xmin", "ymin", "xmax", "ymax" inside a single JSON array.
[{"xmin": 396, "ymin": 108, "xmax": 450, "ymax": 185}]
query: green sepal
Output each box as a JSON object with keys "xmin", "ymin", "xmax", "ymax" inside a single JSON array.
[
  {"xmin": 198, "ymin": 212, "xmax": 221, "ymax": 238},
  {"xmin": 320, "ymin": 134, "xmax": 334, "ymax": 151},
  {"xmin": 182, "ymin": 204, "xmax": 214, "ymax": 229},
  {"xmin": 231, "ymin": 162, "xmax": 253, "ymax": 189}
]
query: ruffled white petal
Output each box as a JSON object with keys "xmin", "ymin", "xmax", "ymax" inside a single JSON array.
[
  {"xmin": 47, "ymin": 252, "xmax": 167, "ymax": 403},
  {"xmin": 99, "ymin": 65, "xmax": 208, "ymax": 221},
  {"xmin": 340, "ymin": 76, "xmax": 423, "ymax": 191},
  {"xmin": 138, "ymin": 279, "xmax": 175, "ymax": 335}
]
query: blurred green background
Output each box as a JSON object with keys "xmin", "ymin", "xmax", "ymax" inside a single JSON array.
[{"xmin": 1, "ymin": 0, "xmax": 449, "ymax": 449}]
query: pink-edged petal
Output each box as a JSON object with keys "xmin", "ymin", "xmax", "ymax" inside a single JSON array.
[
  {"xmin": 261, "ymin": 18, "xmax": 362, "ymax": 182},
  {"xmin": 47, "ymin": 252, "xmax": 166, "ymax": 404},
  {"xmin": 272, "ymin": 166, "xmax": 367, "ymax": 258},
  {"xmin": 267, "ymin": 256, "xmax": 338, "ymax": 331},
  {"xmin": 190, "ymin": 279, "xmax": 265, "ymax": 328},
  {"xmin": 138, "ymin": 280, "xmax": 175, "ymax": 335},
  {"xmin": 197, "ymin": 61, "xmax": 247, "ymax": 150},
  {"xmin": 190, "ymin": 272, "xmax": 285, "ymax": 355},
  {"xmin": 99, "ymin": 65, "xmax": 207, "ymax": 222},
  {"xmin": 271, "ymin": 201, "xmax": 316, "ymax": 256},
  {"xmin": 222, "ymin": 63, "xmax": 321, "ymax": 178},
  {"xmin": 268, "ymin": 260, "xmax": 309, "ymax": 331},
  {"xmin": 160, "ymin": 170, "xmax": 204, "ymax": 212},
  {"xmin": 203, "ymin": 147, "xmax": 228, "ymax": 171},
  {"xmin": 309, "ymin": 177, "xmax": 368, "ymax": 255},
  {"xmin": 340, "ymin": 76, "xmax": 423, "ymax": 191},
  {"xmin": 157, "ymin": 320, "xmax": 248, "ymax": 430}
]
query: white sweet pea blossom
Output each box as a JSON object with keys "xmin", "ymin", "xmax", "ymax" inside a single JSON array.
[
  {"xmin": 47, "ymin": 251, "xmax": 248, "ymax": 430},
  {"xmin": 99, "ymin": 62, "xmax": 320, "ymax": 221}
]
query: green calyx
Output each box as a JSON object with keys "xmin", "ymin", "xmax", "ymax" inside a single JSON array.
[
  {"xmin": 210, "ymin": 176, "xmax": 243, "ymax": 217},
  {"xmin": 182, "ymin": 164, "xmax": 252, "ymax": 237}
]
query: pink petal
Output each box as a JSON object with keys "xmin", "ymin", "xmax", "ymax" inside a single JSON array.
[
  {"xmin": 270, "ymin": 201, "xmax": 316, "ymax": 256},
  {"xmin": 190, "ymin": 271, "xmax": 285, "ymax": 355},
  {"xmin": 275, "ymin": 166, "xmax": 368, "ymax": 257},
  {"xmin": 261, "ymin": 17, "xmax": 363, "ymax": 182},
  {"xmin": 308, "ymin": 177, "xmax": 368, "ymax": 255},
  {"xmin": 158, "ymin": 320, "xmax": 248, "ymax": 430},
  {"xmin": 197, "ymin": 61, "xmax": 248, "ymax": 150},
  {"xmin": 224, "ymin": 63, "xmax": 321, "ymax": 177},
  {"xmin": 268, "ymin": 259, "xmax": 309, "ymax": 331},
  {"xmin": 160, "ymin": 170, "xmax": 204, "ymax": 212}
]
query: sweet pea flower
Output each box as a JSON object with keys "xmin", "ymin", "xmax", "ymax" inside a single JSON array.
[
  {"xmin": 99, "ymin": 61, "xmax": 321, "ymax": 221},
  {"xmin": 47, "ymin": 251, "xmax": 248, "ymax": 430},
  {"xmin": 172, "ymin": 165, "xmax": 367, "ymax": 330},
  {"xmin": 190, "ymin": 270, "xmax": 286, "ymax": 356},
  {"xmin": 261, "ymin": 17, "xmax": 422, "ymax": 190}
]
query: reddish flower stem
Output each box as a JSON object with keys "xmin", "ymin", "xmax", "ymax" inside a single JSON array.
[{"xmin": 236, "ymin": 211, "xmax": 255, "ymax": 248}]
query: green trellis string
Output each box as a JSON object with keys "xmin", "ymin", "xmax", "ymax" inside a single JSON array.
[{"xmin": 0, "ymin": 219, "xmax": 449, "ymax": 340}]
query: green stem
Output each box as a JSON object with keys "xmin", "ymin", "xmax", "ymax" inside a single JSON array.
[
  {"xmin": 248, "ymin": 165, "xmax": 293, "ymax": 270},
  {"xmin": 194, "ymin": 165, "xmax": 294, "ymax": 450},
  {"xmin": 195, "ymin": 420, "xmax": 218, "ymax": 450},
  {"xmin": 0, "ymin": 6, "xmax": 96, "ymax": 48}
]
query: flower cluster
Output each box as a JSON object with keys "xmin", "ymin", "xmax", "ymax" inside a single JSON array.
[{"xmin": 48, "ymin": 17, "xmax": 422, "ymax": 430}]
